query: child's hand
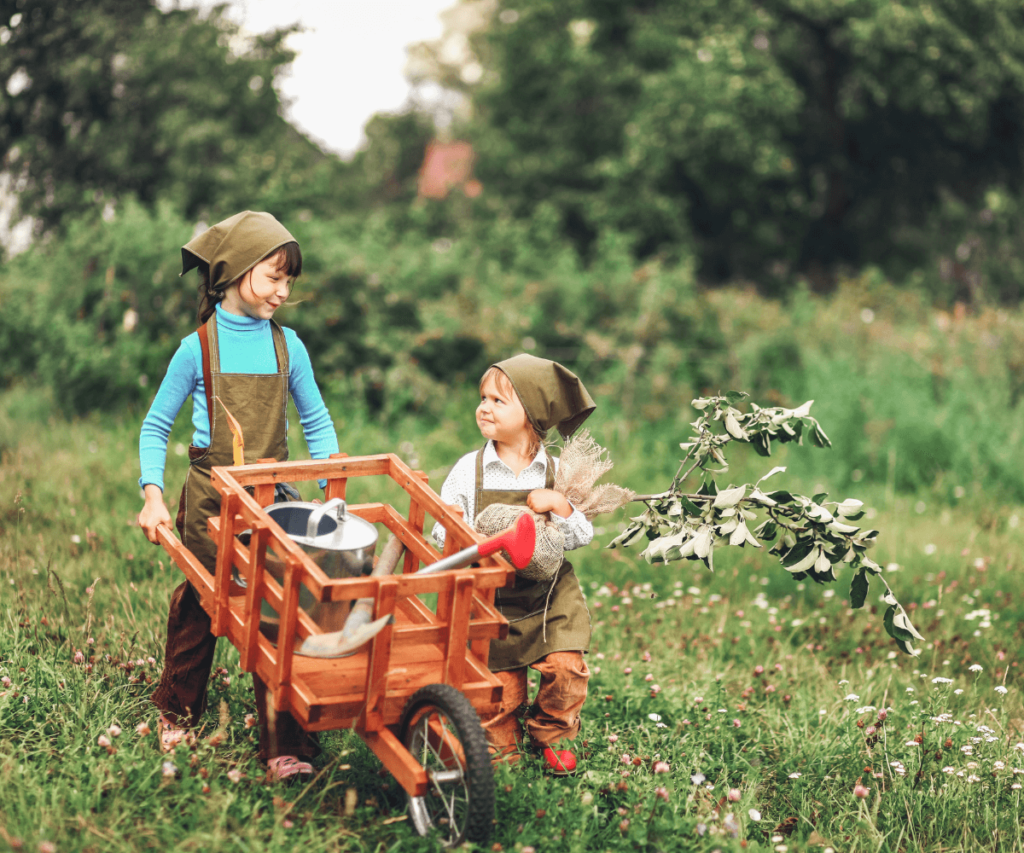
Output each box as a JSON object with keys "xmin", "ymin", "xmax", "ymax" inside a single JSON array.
[
  {"xmin": 138, "ymin": 485, "xmax": 172, "ymax": 544},
  {"xmin": 527, "ymin": 489, "xmax": 572, "ymax": 519}
]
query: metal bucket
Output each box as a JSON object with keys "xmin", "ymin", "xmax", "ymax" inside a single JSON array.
[{"xmin": 236, "ymin": 498, "xmax": 378, "ymax": 647}]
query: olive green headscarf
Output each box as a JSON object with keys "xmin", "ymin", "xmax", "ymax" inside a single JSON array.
[
  {"xmin": 180, "ymin": 211, "xmax": 296, "ymax": 291},
  {"xmin": 494, "ymin": 354, "xmax": 596, "ymax": 440}
]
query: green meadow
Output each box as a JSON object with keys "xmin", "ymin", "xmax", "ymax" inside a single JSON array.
[{"xmin": 2, "ymin": 286, "xmax": 1023, "ymax": 853}]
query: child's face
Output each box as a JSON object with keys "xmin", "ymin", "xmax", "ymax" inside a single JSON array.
[
  {"xmin": 229, "ymin": 253, "xmax": 294, "ymax": 320},
  {"xmin": 477, "ymin": 373, "xmax": 531, "ymax": 446}
]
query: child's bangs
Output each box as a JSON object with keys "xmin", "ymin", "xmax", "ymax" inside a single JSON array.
[
  {"xmin": 266, "ymin": 242, "xmax": 303, "ymax": 278},
  {"xmin": 480, "ymin": 366, "xmax": 517, "ymax": 401}
]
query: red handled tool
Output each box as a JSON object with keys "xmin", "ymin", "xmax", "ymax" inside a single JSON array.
[{"xmin": 418, "ymin": 512, "xmax": 536, "ymax": 575}]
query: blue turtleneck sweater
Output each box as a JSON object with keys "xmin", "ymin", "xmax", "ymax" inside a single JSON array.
[{"xmin": 139, "ymin": 304, "xmax": 338, "ymax": 490}]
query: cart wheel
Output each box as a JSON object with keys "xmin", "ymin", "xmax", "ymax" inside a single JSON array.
[{"xmin": 398, "ymin": 683, "xmax": 494, "ymax": 847}]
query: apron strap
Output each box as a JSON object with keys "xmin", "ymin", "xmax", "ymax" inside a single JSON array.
[
  {"xmin": 475, "ymin": 443, "xmax": 557, "ymax": 512},
  {"xmin": 198, "ymin": 320, "xmax": 214, "ymax": 432},
  {"xmin": 269, "ymin": 319, "xmax": 288, "ymax": 376}
]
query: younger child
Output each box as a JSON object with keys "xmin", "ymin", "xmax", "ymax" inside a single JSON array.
[
  {"xmin": 432, "ymin": 354, "xmax": 596, "ymax": 774},
  {"xmin": 137, "ymin": 211, "xmax": 338, "ymax": 779}
]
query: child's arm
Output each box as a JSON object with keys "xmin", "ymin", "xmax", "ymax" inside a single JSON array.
[
  {"xmin": 286, "ymin": 332, "xmax": 340, "ymax": 488},
  {"xmin": 137, "ymin": 342, "xmax": 197, "ymax": 543},
  {"xmin": 430, "ymin": 453, "xmax": 475, "ymax": 548},
  {"xmin": 138, "ymin": 484, "xmax": 172, "ymax": 543}
]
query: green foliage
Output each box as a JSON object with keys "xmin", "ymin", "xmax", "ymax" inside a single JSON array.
[
  {"xmin": 2, "ymin": 388, "xmax": 1024, "ymax": 851},
  {"xmin": 610, "ymin": 393, "xmax": 924, "ymax": 654},
  {"xmin": 463, "ymin": 0, "xmax": 1024, "ymax": 280},
  {"xmin": 0, "ymin": 0, "xmax": 343, "ymax": 232}
]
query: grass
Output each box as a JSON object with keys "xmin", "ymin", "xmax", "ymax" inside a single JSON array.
[{"xmin": 2, "ymin": 384, "xmax": 1024, "ymax": 852}]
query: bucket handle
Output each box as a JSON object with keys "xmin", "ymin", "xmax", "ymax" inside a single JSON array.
[{"xmin": 305, "ymin": 497, "xmax": 346, "ymax": 539}]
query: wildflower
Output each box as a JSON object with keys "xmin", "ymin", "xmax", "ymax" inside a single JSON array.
[
  {"xmin": 942, "ymin": 767, "xmax": 955, "ymax": 774},
  {"xmin": 38, "ymin": 843, "xmax": 56, "ymax": 853},
  {"xmin": 856, "ymin": 706, "xmax": 877, "ymax": 714},
  {"xmin": 967, "ymin": 775, "xmax": 981, "ymax": 783},
  {"xmin": 865, "ymin": 726, "xmax": 877, "ymax": 737},
  {"xmin": 789, "ymin": 772, "xmax": 802, "ymax": 779},
  {"xmin": 728, "ymin": 788, "xmax": 741, "ymax": 802},
  {"xmin": 732, "ymin": 719, "xmax": 742, "ymax": 728},
  {"xmin": 162, "ymin": 761, "xmax": 176, "ymax": 778},
  {"xmin": 654, "ymin": 761, "xmax": 670, "ymax": 774},
  {"xmin": 749, "ymin": 808, "xmax": 762, "ymax": 821},
  {"xmin": 1, "ymin": 676, "xmax": 10, "ymax": 688},
  {"xmin": 694, "ymin": 696, "xmax": 703, "ymax": 704},
  {"xmin": 227, "ymin": 769, "xmax": 242, "ymax": 784},
  {"xmin": 691, "ymin": 772, "xmax": 706, "ymax": 785},
  {"xmin": 107, "ymin": 724, "xmax": 121, "ymax": 738},
  {"xmin": 932, "ymin": 677, "xmax": 953, "ymax": 684},
  {"xmin": 97, "ymin": 734, "xmax": 111, "ymax": 748},
  {"xmin": 877, "ymin": 709, "xmax": 888, "ymax": 722},
  {"xmin": 644, "ymin": 674, "xmax": 654, "ymax": 682},
  {"xmin": 608, "ymin": 734, "xmax": 619, "ymax": 743},
  {"xmin": 648, "ymin": 713, "xmax": 662, "ymax": 722},
  {"xmin": 954, "ymin": 689, "xmax": 964, "ymax": 695},
  {"xmin": 765, "ymin": 684, "xmax": 776, "ymax": 693},
  {"xmin": 283, "ymin": 819, "xmax": 295, "ymax": 829},
  {"xmin": 619, "ymin": 819, "xmax": 630, "ymax": 833},
  {"xmin": 962, "ymin": 745, "xmax": 974, "ymax": 755},
  {"xmin": 996, "ymin": 686, "xmax": 1009, "ymax": 695},
  {"xmin": 650, "ymin": 684, "xmax": 662, "ymax": 695},
  {"xmin": 621, "ymin": 754, "xmax": 631, "ymax": 765},
  {"xmin": 969, "ymin": 664, "xmax": 984, "ymax": 673},
  {"xmin": 906, "ymin": 687, "xmax": 914, "ymax": 693},
  {"xmin": 624, "ymin": 667, "xmax": 632, "ymax": 675},
  {"xmin": 136, "ymin": 721, "xmax": 151, "ymax": 736},
  {"xmin": 754, "ymin": 665, "xmax": 764, "ymax": 675},
  {"xmin": 695, "ymin": 823, "xmax": 706, "ymax": 836},
  {"xmin": 244, "ymin": 714, "xmax": 257, "ymax": 729},
  {"xmin": 1013, "ymin": 784, "xmax": 1022, "ymax": 790},
  {"xmin": 844, "ymin": 694, "xmax": 860, "ymax": 702},
  {"xmin": 642, "ymin": 651, "xmax": 652, "ymax": 662},
  {"xmin": 73, "ymin": 650, "xmax": 85, "ymax": 664},
  {"xmin": 654, "ymin": 786, "xmax": 669, "ymax": 802},
  {"xmin": 854, "ymin": 783, "xmax": 870, "ymax": 798}
]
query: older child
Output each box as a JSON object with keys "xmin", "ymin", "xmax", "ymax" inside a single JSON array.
[
  {"xmin": 432, "ymin": 354, "xmax": 596, "ymax": 775},
  {"xmin": 137, "ymin": 211, "xmax": 338, "ymax": 779}
]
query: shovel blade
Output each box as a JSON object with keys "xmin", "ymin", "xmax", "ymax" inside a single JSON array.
[{"xmin": 296, "ymin": 614, "xmax": 393, "ymax": 659}]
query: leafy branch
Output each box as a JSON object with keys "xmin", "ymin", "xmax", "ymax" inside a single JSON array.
[{"xmin": 608, "ymin": 392, "xmax": 924, "ymax": 656}]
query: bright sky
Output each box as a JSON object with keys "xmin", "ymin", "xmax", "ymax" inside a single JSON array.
[{"xmin": 171, "ymin": 0, "xmax": 456, "ymax": 157}]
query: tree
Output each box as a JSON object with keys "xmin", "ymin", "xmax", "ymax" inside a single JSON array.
[
  {"xmin": 0, "ymin": 0, "xmax": 339, "ymax": 232},
  {"xmin": 458, "ymin": 0, "xmax": 1024, "ymax": 281}
]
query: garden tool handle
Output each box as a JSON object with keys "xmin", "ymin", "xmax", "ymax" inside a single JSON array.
[
  {"xmin": 305, "ymin": 497, "xmax": 345, "ymax": 539},
  {"xmin": 418, "ymin": 512, "xmax": 536, "ymax": 575}
]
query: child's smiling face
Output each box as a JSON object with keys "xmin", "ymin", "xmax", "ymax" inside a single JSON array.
[
  {"xmin": 477, "ymin": 372, "xmax": 530, "ymax": 446},
  {"xmin": 222, "ymin": 251, "xmax": 293, "ymax": 320}
]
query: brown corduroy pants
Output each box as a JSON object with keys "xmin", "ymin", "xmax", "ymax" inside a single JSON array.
[
  {"xmin": 482, "ymin": 651, "xmax": 590, "ymax": 762},
  {"xmin": 150, "ymin": 579, "xmax": 318, "ymax": 761}
]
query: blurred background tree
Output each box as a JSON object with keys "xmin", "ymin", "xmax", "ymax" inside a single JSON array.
[{"xmin": 458, "ymin": 0, "xmax": 1024, "ymax": 285}]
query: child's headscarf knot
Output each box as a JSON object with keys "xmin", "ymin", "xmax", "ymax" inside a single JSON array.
[
  {"xmin": 493, "ymin": 354, "xmax": 596, "ymax": 440},
  {"xmin": 180, "ymin": 211, "xmax": 296, "ymax": 292}
]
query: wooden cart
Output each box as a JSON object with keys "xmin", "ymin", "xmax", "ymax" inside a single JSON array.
[{"xmin": 156, "ymin": 451, "xmax": 513, "ymax": 847}]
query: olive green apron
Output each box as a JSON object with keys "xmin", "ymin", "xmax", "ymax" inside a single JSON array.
[
  {"xmin": 478, "ymin": 446, "xmax": 592, "ymax": 672},
  {"xmin": 181, "ymin": 315, "xmax": 290, "ymax": 572}
]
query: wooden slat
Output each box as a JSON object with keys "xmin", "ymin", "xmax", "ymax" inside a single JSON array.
[
  {"xmin": 362, "ymin": 728, "xmax": 427, "ymax": 797},
  {"xmin": 273, "ymin": 553, "xmax": 303, "ymax": 709},
  {"xmin": 254, "ymin": 457, "xmax": 276, "ymax": 506},
  {"xmin": 239, "ymin": 522, "xmax": 269, "ymax": 672},
  {"xmin": 324, "ymin": 452, "xmax": 349, "ymax": 502},
  {"xmin": 441, "ymin": 576, "xmax": 474, "ymax": 689},
  {"xmin": 361, "ymin": 576, "xmax": 398, "ymax": 732},
  {"xmin": 211, "ymin": 492, "xmax": 238, "ymax": 636}
]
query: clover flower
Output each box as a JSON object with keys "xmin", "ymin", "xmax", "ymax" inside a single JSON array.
[
  {"xmin": 654, "ymin": 761, "xmax": 670, "ymax": 774},
  {"xmin": 691, "ymin": 772, "xmax": 706, "ymax": 785},
  {"xmin": 162, "ymin": 761, "xmax": 176, "ymax": 777},
  {"xmin": 749, "ymin": 809, "xmax": 762, "ymax": 821},
  {"xmin": 107, "ymin": 725, "xmax": 121, "ymax": 738},
  {"xmin": 654, "ymin": 787, "xmax": 669, "ymax": 802},
  {"xmin": 728, "ymin": 789, "xmax": 741, "ymax": 802},
  {"xmin": 608, "ymin": 734, "xmax": 618, "ymax": 743},
  {"xmin": 854, "ymin": 783, "xmax": 870, "ymax": 798},
  {"xmin": 136, "ymin": 722, "xmax": 151, "ymax": 736},
  {"xmin": 97, "ymin": 734, "xmax": 111, "ymax": 747}
]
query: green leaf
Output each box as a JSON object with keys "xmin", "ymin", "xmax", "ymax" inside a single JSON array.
[
  {"xmin": 753, "ymin": 520, "xmax": 777, "ymax": 541},
  {"xmin": 850, "ymin": 569, "xmax": 869, "ymax": 609},
  {"xmin": 713, "ymin": 485, "xmax": 746, "ymax": 508},
  {"xmin": 766, "ymin": 490, "xmax": 795, "ymax": 504},
  {"xmin": 725, "ymin": 391, "xmax": 748, "ymax": 405},
  {"xmin": 751, "ymin": 432, "xmax": 771, "ymax": 457},
  {"xmin": 812, "ymin": 492, "xmax": 829, "ymax": 505},
  {"xmin": 607, "ymin": 522, "xmax": 646, "ymax": 549},
  {"xmin": 679, "ymin": 495, "xmax": 704, "ymax": 516}
]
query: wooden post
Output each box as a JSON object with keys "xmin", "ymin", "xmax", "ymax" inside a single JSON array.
[
  {"xmin": 254, "ymin": 458, "xmax": 276, "ymax": 506},
  {"xmin": 324, "ymin": 452, "xmax": 349, "ymax": 502},
  {"xmin": 442, "ymin": 505, "xmax": 464, "ymax": 558},
  {"xmin": 239, "ymin": 522, "xmax": 269, "ymax": 672},
  {"xmin": 441, "ymin": 575, "xmax": 473, "ymax": 689},
  {"xmin": 361, "ymin": 576, "xmax": 398, "ymax": 732},
  {"xmin": 273, "ymin": 553, "xmax": 302, "ymax": 711},
  {"xmin": 212, "ymin": 492, "xmax": 238, "ymax": 636},
  {"xmin": 402, "ymin": 470, "xmax": 429, "ymax": 574}
]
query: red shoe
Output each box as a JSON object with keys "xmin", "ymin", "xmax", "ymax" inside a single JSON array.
[{"xmin": 542, "ymin": 746, "xmax": 577, "ymax": 776}]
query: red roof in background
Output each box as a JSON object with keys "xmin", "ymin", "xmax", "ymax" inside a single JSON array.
[{"xmin": 418, "ymin": 141, "xmax": 480, "ymax": 199}]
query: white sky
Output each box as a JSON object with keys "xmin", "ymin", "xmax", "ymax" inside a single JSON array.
[{"xmin": 172, "ymin": 0, "xmax": 456, "ymax": 157}]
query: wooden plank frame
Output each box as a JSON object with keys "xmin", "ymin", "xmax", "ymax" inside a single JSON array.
[{"xmin": 156, "ymin": 451, "xmax": 514, "ymax": 801}]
